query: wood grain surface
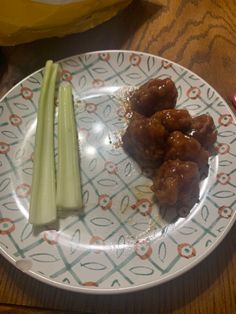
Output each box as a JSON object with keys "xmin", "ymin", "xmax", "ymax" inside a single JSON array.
[{"xmin": 0, "ymin": 0, "xmax": 236, "ymax": 313}]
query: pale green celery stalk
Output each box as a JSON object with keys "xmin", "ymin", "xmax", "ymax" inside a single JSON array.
[
  {"xmin": 56, "ymin": 83, "xmax": 83, "ymax": 210},
  {"xmin": 29, "ymin": 61, "xmax": 58, "ymax": 225}
]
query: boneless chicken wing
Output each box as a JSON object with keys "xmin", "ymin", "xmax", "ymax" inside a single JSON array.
[
  {"xmin": 165, "ymin": 131, "xmax": 209, "ymax": 172},
  {"xmin": 122, "ymin": 115, "xmax": 168, "ymax": 167},
  {"xmin": 188, "ymin": 114, "xmax": 217, "ymax": 149},
  {"xmin": 152, "ymin": 109, "xmax": 192, "ymax": 132},
  {"xmin": 151, "ymin": 159, "xmax": 200, "ymax": 207},
  {"xmin": 130, "ymin": 78, "xmax": 178, "ymax": 116}
]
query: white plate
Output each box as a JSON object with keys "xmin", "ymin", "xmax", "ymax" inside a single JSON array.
[{"xmin": 0, "ymin": 50, "xmax": 235, "ymax": 294}]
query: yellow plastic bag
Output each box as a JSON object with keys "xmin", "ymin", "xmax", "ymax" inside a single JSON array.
[{"xmin": 0, "ymin": 0, "xmax": 132, "ymax": 46}]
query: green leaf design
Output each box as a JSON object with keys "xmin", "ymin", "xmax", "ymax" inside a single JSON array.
[
  {"xmin": 27, "ymin": 77, "xmax": 41, "ymax": 84},
  {"xmin": 23, "ymin": 168, "xmax": 33, "ymax": 175},
  {"xmin": 71, "ymin": 229, "xmax": 80, "ymax": 254},
  {"xmin": 15, "ymin": 148, "xmax": 25, "ymax": 160},
  {"xmin": 20, "ymin": 223, "xmax": 33, "ymax": 242},
  {"xmin": 129, "ymin": 266, "xmax": 154, "ymax": 276},
  {"xmin": 178, "ymin": 226, "xmax": 198, "ymax": 235},
  {"xmin": 2, "ymin": 130, "xmax": 17, "ymax": 139},
  {"xmin": 79, "ymin": 116, "xmax": 95, "ymax": 123},
  {"xmin": 126, "ymin": 73, "xmax": 142, "ymax": 80},
  {"xmin": 62, "ymin": 278, "xmax": 70, "ymax": 284},
  {"xmin": 205, "ymin": 239, "xmax": 212, "ymax": 247},
  {"xmin": 219, "ymin": 160, "xmax": 232, "ymax": 167},
  {"xmin": 158, "ymin": 242, "xmax": 166, "ymax": 262},
  {"xmin": 30, "ymin": 253, "xmax": 59, "ymax": 263},
  {"xmin": 213, "ymin": 190, "xmax": 235, "ymax": 198},
  {"xmin": 188, "ymin": 74, "xmax": 199, "ymax": 81},
  {"xmin": 103, "ymin": 104, "xmax": 111, "ymax": 117},
  {"xmin": 14, "ymin": 102, "xmax": 29, "ymax": 110},
  {"xmin": 177, "ymin": 86, "xmax": 182, "ymax": 100},
  {"xmin": 132, "ymin": 222, "xmax": 149, "ymax": 232},
  {"xmin": 78, "ymin": 75, "xmax": 87, "ymax": 89},
  {"xmin": 92, "ymin": 67, "xmax": 108, "ymax": 74},
  {"xmin": 0, "ymin": 105, "xmax": 4, "ymax": 117},
  {"xmin": 218, "ymin": 131, "xmax": 236, "ymax": 137},
  {"xmin": 116, "ymin": 235, "xmax": 125, "ymax": 258},
  {"xmin": 117, "ymin": 52, "xmax": 124, "ymax": 67},
  {"xmin": 89, "ymin": 158, "xmax": 97, "ymax": 172},
  {"xmin": 0, "ymin": 178, "xmax": 10, "ymax": 192},
  {"xmin": 184, "ymin": 104, "xmax": 201, "ymax": 111},
  {"xmin": 64, "ymin": 59, "xmax": 79, "ymax": 67},
  {"xmin": 135, "ymin": 185, "xmax": 152, "ymax": 194},
  {"xmin": 147, "ymin": 56, "xmax": 155, "ymax": 72},
  {"xmin": 3, "ymin": 202, "xmax": 18, "ymax": 211},
  {"xmin": 207, "ymin": 87, "xmax": 215, "ymax": 100},
  {"xmin": 97, "ymin": 179, "xmax": 117, "ymax": 187},
  {"xmin": 201, "ymin": 205, "xmax": 209, "ymax": 222},
  {"xmin": 107, "ymin": 149, "xmax": 122, "ymax": 156},
  {"xmin": 124, "ymin": 162, "xmax": 132, "ymax": 176},
  {"xmin": 120, "ymin": 195, "xmax": 129, "ymax": 213},
  {"xmin": 90, "ymin": 217, "xmax": 114, "ymax": 227},
  {"xmin": 81, "ymin": 262, "xmax": 107, "ymax": 271},
  {"xmin": 82, "ymin": 190, "xmax": 89, "ymax": 205},
  {"xmin": 111, "ymin": 279, "xmax": 120, "ymax": 287}
]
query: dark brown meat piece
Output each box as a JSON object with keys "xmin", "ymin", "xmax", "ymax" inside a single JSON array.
[
  {"xmin": 165, "ymin": 131, "xmax": 209, "ymax": 172},
  {"xmin": 122, "ymin": 115, "xmax": 168, "ymax": 167},
  {"xmin": 151, "ymin": 159, "xmax": 200, "ymax": 207},
  {"xmin": 152, "ymin": 109, "xmax": 192, "ymax": 132},
  {"xmin": 130, "ymin": 78, "xmax": 178, "ymax": 117},
  {"xmin": 188, "ymin": 114, "xmax": 217, "ymax": 149}
]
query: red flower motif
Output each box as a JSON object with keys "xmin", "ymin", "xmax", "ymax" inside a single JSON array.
[
  {"xmin": 0, "ymin": 218, "xmax": 15, "ymax": 235},
  {"xmin": 92, "ymin": 79, "xmax": 104, "ymax": 88},
  {"xmin": 129, "ymin": 53, "xmax": 141, "ymax": 66},
  {"xmin": 0, "ymin": 142, "xmax": 10, "ymax": 154},
  {"xmin": 132, "ymin": 199, "xmax": 152, "ymax": 216},
  {"xmin": 82, "ymin": 281, "xmax": 98, "ymax": 287},
  {"xmin": 16, "ymin": 183, "xmax": 31, "ymax": 198},
  {"xmin": 161, "ymin": 60, "xmax": 173, "ymax": 69},
  {"xmin": 44, "ymin": 230, "xmax": 59, "ymax": 245},
  {"xmin": 218, "ymin": 206, "xmax": 233, "ymax": 218},
  {"xmin": 98, "ymin": 53, "xmax": 110, "ymax": 62},
  {"xmin": 186, "ymin": 86, "xmax": 201, "ymax": 99},
  {"xmin": 9, "ymin": 114, "xmax": 22, "ymax": 127},
  {"xmin": 21, "ymin": 87, "xmax": 33, "ymax": 100},
  {"xmin": 85, "ymin": 103, "xmax": 97, "ymax": 113},
  {"xmin": 218, "ymin": 114, "xmax": 233, "ymax": 126},
  {"xmin": 216, "ymin": 143, "xmax": 230, "ymax": 155},
  {"xmin": 217, "ymin": 172, "xmax": 230, "ymax": 185},
  {"xmin": 61, "ymin": 70, "xmax": 72, "ymax": 81},
  {"xmin": 135, "ymin": 240, "xmax": 153, "ymax": 260},
  {"xmin": 98, "ymin": 194, "xmax": 112, "ymax": 210},
  {"xmin": 178, "ymin": 243, "xmax": 196, "ymax": 259},
  {"xmin": 104, "ymin": 161, "xmax": 117, "ymax": 174},
  {"xmin": 89, "ymin": 236, "xmax": 104, "ymax": 254}
]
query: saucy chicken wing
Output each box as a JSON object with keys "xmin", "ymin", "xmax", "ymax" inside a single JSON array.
[
  {"xmin": 188, "ymin": 114, "xmax": 217, "ymax": 149},
  {"xmin": 130, "ymin": 78, "xmax": 178, "ymax": 116},
  {"xmin": 152, "ymin": 109, "xmax": 192, "ymax": 132},
  {"xmin": 122, "ymin": 115, "xmax": 168, "ymax": 167},
  {"xmin": 165, "ymin": 131, "xmax": 209, "ymax": 172},
  {"xmin": 151, "ymin": 159, "xmax": 200, "ymax": 207}
]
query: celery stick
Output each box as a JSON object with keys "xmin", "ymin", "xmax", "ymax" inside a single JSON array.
[
  {"xmin": 29, "ymin": 61, "xmax": 58, "ymax": 225},
  {"xmin": 56, "ymin": 83, "xmax": 83, "ymax": 210}
]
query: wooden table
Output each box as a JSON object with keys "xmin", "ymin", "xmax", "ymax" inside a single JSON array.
[{"xmin": 0, "ymin": 1, "xmax": 235, "ymax": 313}]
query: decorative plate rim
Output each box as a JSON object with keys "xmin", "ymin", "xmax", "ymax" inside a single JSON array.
[{"xmin": 0, "ymin": 49, "xmax": 235, "ymax": 295}]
